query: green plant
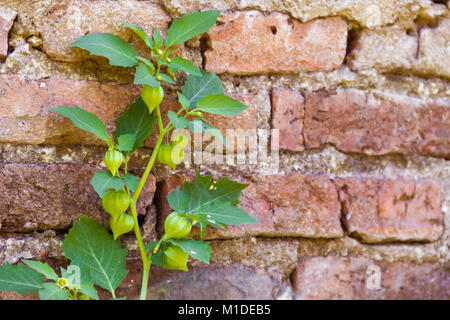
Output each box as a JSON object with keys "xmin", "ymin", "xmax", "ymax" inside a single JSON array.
[{"xmin": 0, "ymin": 10, "xmax": 259, "ymax": 300}]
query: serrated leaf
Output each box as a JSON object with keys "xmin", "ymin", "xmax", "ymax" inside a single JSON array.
[
  {"xmin": 0, "ymin": 263, "xmax": 44, "ymax": 294},
  {"xmin": 22, "ymin": 260, "xmax": 58, "ymax": 281},
  {"xmin": 188, "ymin": 118, "xmax": 225, "ymax": 145},
  {"xmin": 60, "ymin": 265, "xmax": 99, "ymax": 300},
  {"xmin": 169, "ymin": 56, "xmax": 201, "ymax": 76},
  {"xmin": 134, "ymin": 63, "xmax": 160, "ymax": 87},
  {"xmin": 168, "ymin": 238, "xmax": 212, "ymax": 264},
  {"xmin": 79, "ymin": 281, "xmax": 99, "ymax": 300},
  {"xmin": 168, "ymin": 173, "xmax": 258, "ymax": 228},
  {"xmin": 120, "ymin": 21, "xmax": 153, "ymax": 47},
  {"xmin": 177, "ymin": 92, "xmax": 190, "ymax": 110},
  {"xmin": 51, "ymin": 106, "xmax": 112, "ymax": 144},
  {"xmin": 114, "ymin": 97, "xmax": 157, "ymax": 150},
  {"xmin": 62, "ymin": 216, "xmax": 129, "ymax": 295},
  {"xmin": 197, "ymin": 93, "xmax": 248, "ymax": 117},
  {"xmin": 165, "ymin": 10, "xmax": 222, "ymax": 47},
  {"xmin": 122, "ymin": 173, "xmax": 140, "ymax": 192},
  {"xmin": 117, "ymin": 134, "xmax": 136, "ymax": 152},
  {"xmin": 168, "ymin": 110, "xmax": 189, "ymax": 129},
  {"xmin": 182, "ymin": 71, "xmax": 224, "ymax": 109},
  {"xmin": 71, "ymin": 33, "xmax": 138, "ymax": 67},
  {"xmin": 39, "ymin": 283, "xmax": 69, "ymax": 300},
  {"xmin": 90, "ymin": 170, "xmax": 125, "ymax": 198}
]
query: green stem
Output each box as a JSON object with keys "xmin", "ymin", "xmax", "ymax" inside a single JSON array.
[{"xmin": 130, "ymin": 105, "xmax": 167, "ymax": 300}]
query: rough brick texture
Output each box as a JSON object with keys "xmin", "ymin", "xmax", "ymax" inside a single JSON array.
[
  {"xmin": 292, "ymin": 256, "xmax": 450, "ymax": 300},
  {"xmin": 0, "ymin": 74, "xmax": 140, "ymax": 145},
  {"xmin": 347, "ymin": 17, "xmax": 450, "ymax": 79},
  {"xmin": 205, "ymin": 11, "xmax": 347, "ymax": 75},
  {"xmin": 40, "ymin": 0, "xmax": 171, "ymax": 62},
  {"xmin": 0, "ymin": 163, "xmax": 156, "ymax": 233},
  {"xmin": 335, "ymin": 177, "xmax": 443, "ymax": 243},
  {"xmin": 272, "ymin": 88, "xmax": 450, "ymax": 158},
  {"xmin": 0, "ymin": 7, "xmax": 16, "ymax": 58}
]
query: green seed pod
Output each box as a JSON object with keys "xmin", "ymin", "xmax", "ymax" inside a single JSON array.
[
  {"xmin": 102, "ymin": 190, "xmax": 130, "ymax": 218},
  {"xmin": 104, "ymin": 149, "xmax": 123, "ymax": 176},
  {"xmin": 157, "ymin": 143, "xmax": 177, "ymax": 170},
  {"xmin": 163, "ymin": 245, "xmax": 188, "ymax": 271},
  {"xmin": 110, "ymin": 213, "xmax": 134, "ymax": 240},
  {"xmin": 141, "ymin": 85, "xmax": 164, "ymax": 114},
  {"xmin": 164, "ymin": 212, "xmax": 192, "ymax": 239}
]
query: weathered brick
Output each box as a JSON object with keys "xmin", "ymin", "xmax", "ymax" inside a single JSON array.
[
  {"xmin": 0, "ymin": 163, "xmax": 156, "ymax": 232},
  {"xmin": 0, "ymin": 74, "xmax": 140, "ymax": 145},
  {"xmin": 271, "ymin": 89, "xmax": 305, "ymax": 152},
  {"xmin": 334, "ymin": 177, "xmax": 443, "ymax": 243},
  {"xmin": 148, "ymin": 266, "xmax": 286, "ymax": 300},
  {"xmin": 40, "ymin": 0, "xmax": 170, "ymax": 62},
  {"xmin": 303, "ymin": 89, "xmax": 450, "ymax": 158},
  {"xmin": 205, "ymin": 11, "xmax": 347, "ymax": 75},
  {"xmin": 0, "ymin": 7, "xmax": 16, "ymax": 58},
  {"xmin": 347, "ymin": 17, "xmax": 450, "ymax": 79},
  {"xmin": 292, "ymin": 256, "xmax": 450, "ymax": 299},
  {"xmin": 157, "ymin": 173, "xmax": 343, "ymax": 239}
]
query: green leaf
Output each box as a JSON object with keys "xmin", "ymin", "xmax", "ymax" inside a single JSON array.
[
  {"xmin": 188, "ymin": 118, "xmax": 225, "ymax": 144},
  {"xmin": 51, "ymin": 106, "xmax": 112, "ymax": 144},
  {"xmin": 159, "ymin": 73, "xmax": 176, "ymax": 84},
  {"xmin": 153, "ymin": 28, "xmax": 163, "ymax": 47},
  {"xmin": 122, "ymin": 173, "xmax": 140, "ymax": 192},
  {"xmin": 39, "ymin": 283, "xmax": 69, "ymax": 300},
  {"xmin": 165, "ymin": 10, "xmax": 222, "ymax": 47},
  {"xmin": 22, "ymin": 260, "xmax": 58, "ymax": 281},
  {"xmin": 134, "ymin": 63, "xmax": 160, "ymax": 87},
  {"xmin": 168, "ymin": 110, "xmax": 189, "ymax": 129},
  {"xmin": 117, "ymin": 134, "xmax": 136, "ymax": 152},
  {"xmin": 167, "ymin": 188, "xmax": 189, "ymax": 213},
  {"xmin": 168, "ymin": 238, "xmax": 212, "ymax": 264},
  {"xmin": 61, "ymin": 216, "xmax": 129, "ymax": 295},
  {"xmin": 137, "ymin": 56, "xmax": 155, "ymax": 72},
  {"xmin": 168, "ymin": 173, "xmax": 258, "ymax": 228},
  {"xmin": 90, "ymin": 170, "xmax": 125, "ymax": 198},
  {"xmin": 182, "ymin": 71, "xmax": 224, "ymax": 108},
  {"xmin": 79, "ymin": 281, "xmax": 99, "ymax": 300},
  {"xmin": 197, "ymin": 93, "xmax": 248, "ymax": 117},
  {"xmin": 114, "ymin": 97, "xmax": 158, "ymax": 150},
  {"xmin": 0, "ymin": 263, "xmax": 44, "ymax": 294},
  {"xmin": 71, "ymin": 33, "xmax": 138, "ymax": 67},
  {"xmin": 177, "ymin": 92, "xmax": 190, "ymax": 110},
  {"xmin": 120, "ymin": 21, "xmax": 153, "ymax": 47},
  {"xmin": 168, "ymin": 56, "xmax": 201, "ymax": 76}
]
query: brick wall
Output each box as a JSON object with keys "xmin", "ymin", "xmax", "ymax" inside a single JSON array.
[{"xmin": 0, "ymin": 0, "xmax": 449, "ymax": 300}]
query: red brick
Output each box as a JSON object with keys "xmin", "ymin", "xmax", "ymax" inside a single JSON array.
[
  {"xmin": 271, "ymin": 89, "xmax": 305, "ymax": 152},
  {"xmin": 292, "ymin": 256, "xmax": 450, "ymax": 299},
  {"xmin": 334, "ymin": 177, "xmax": 443, "ymax": 243},
  {"xmin": 0, "ymin": 163, "xmax": 156, "ymax": 233},
  {"xmin": 40, "ymin": 0, "xmax": 170, "ymax": 62},
  {"xmin": 157, "ymin": 173, "xmax": 343, "ymax": 239},
  {"xmin": 148, "ymin": 266, "xmax": 282, "ymax": 300},
  {"xmin": 205, "ymin": 11, "xmax": 347, "ymax": 75},
  {"xmin": 303, "ymin": 89, "xmax": 450, "ymax": 158},
  {"xmin": 0, "ymin": 74, "xmax": 140, "ymax": 145},
  {"xmin": 0, "ymin": 8, "xmax": 16, "ymax": 58}
]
